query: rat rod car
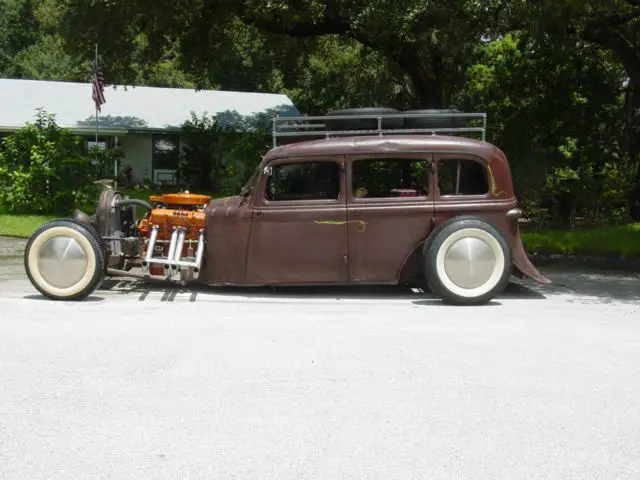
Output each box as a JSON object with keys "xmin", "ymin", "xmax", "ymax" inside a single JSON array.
[{"xmin": 23, "ymin": 109, "xmax": 550, "ymax": 305}]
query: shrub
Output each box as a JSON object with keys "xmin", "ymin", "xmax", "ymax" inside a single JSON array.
[
  {"xmin": 0, "ymin": 109, "xmax": 103, "ymax": 214},
  {"xmin": 176, "ymin": 112, "xmax": 271, "ymax": 195}
]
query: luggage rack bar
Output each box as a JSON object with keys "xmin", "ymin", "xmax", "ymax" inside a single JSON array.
[{"xmin": 271, "ymin": 111, "xmax": 487, "ymax": 147}]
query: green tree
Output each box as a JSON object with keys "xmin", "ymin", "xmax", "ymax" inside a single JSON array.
[
  {"xmin": 58, "ymin": 0, "xmax": 503, "ymax": 108},
  {"xmin": 177, "ymin": 113, "xmax": 271, "ymax": 194},
  {"xmin": 0, "ymin": 0, "xmax": 40, "ymax": 75},
  {"xmin": 458, "ymin": 32, "xmax": 635, "ymax": 224},
  {"xmin": 0, "ymin": 0, "xmax": 197, "ymax": 87},
  {"xmin": 8, "ymin": 34, "xmax": 89, "ymax": 80},
  {"xmin": 504, "ymin": 0, "xmax": 640, "ymax": 94},
  {"xmin": 0, "ymin": 109, "xmax": 103, "ymax": 214}
]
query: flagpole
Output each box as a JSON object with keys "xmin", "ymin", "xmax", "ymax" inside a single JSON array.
[
  {"xmin": 94, "ymin": 43, "xmax": 99, "ymax": 146},
  {"xmin": 92, "ymin": 43, "xmax": 110, "ymax": 186}
]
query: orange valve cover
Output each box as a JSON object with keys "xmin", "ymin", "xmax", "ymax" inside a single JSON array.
[
  {"xmin": 138, "ymin": 209, "xmax": 207, "ymax": 239},
  {"xmin": 149, "ymin": 192, "xmax": 212, "ymax": 206}
]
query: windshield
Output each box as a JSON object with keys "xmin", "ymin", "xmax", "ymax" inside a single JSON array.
[{"xmin": 240, "ymin": 166, "xmax": 260, "ymax": 196}]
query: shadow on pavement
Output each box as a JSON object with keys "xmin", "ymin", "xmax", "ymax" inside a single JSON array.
[
  {"xmin": 3, "ymin": 236, "xmax": 639, "ymax": 303},
  {"xmin": 534, "ymin": 266, "xmax": 640, "ymax": 303},
  {"xmin": 96, "ymin": 275, "xmax": 547, "ymax": 303},
  {"xmin": 501, "ymin": 282, "xmax": 547, "ymax": 299},
  {"xmin": 23, "ymin": 294, "xmax": 105, "ymax": 302},
  {"xmin": 412, "ymin": 299, "xmax": 503, "ymax": 307},
  {"xmin": 13, "ymin": 266, "xmax": 638, "ymax": 305}
]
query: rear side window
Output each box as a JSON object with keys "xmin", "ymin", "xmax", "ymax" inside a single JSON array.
[
  {"xmin": 438, "ymin": 158, "xmax": 488, "ymax": 196},
  {"xmin": 351, "ymin": 157, "xmax": 429, "ymax": 198},
  {"xmin": 266, "ymin": 161, "xmax": 340, "ymax": 201}
]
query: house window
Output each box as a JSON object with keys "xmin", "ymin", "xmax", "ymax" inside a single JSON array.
[
  {"xmin": 152, "ymin": 134, "xmax": 180, "ymax": 170},
  {"xmin": 351, "ymin": 157, "xmax": 429, "ymax": 198},
  {"xmin": 438, "ymin": 158, "xmax": 488, "ymax": 196},
  {"xmin": 86, "ymin": 136, "xmax": 109, "ymax": 151},
  {"xmin": 266, "ymin": 161, "xmax": 340, "ymax": 201}
]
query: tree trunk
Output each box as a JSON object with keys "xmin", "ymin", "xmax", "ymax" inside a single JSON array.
[
  {"xmin": 583, "ymin": 26, "xmax": 640, "ymax": 94},
  {"xmin": 241, "ymin": 10, "xmax": 448, "ymax": 109},
  {"xmin": 388, "ymin": 49, "xmax": 445, "ymax": 108}
]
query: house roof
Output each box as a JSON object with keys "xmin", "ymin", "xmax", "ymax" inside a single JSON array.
[{"xmin": 0, "ymin": 78, "xmax": 301, "ymax": 135}]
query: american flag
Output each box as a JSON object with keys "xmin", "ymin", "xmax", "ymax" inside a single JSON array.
[{"xmin": 92, "ymin": 60, "xmax": 106, "ymax": 112}]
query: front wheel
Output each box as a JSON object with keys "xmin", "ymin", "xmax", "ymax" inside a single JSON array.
[
  {"xmin": 424, "ymin": 217, "xmax": 512, "ymax": 305},
  {"xmin": 24, "ymin": 219, "xmax": 105, "ymax": 301}
]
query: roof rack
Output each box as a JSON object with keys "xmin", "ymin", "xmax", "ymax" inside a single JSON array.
[{"xmin": 271, "ymin": 111, "xmax": 487, "ymax": 147}]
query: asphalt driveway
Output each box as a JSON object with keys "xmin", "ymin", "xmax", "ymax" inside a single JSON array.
[{"xmin": 1, "ymin": 235, "xmax": 639, "ymax": 479}]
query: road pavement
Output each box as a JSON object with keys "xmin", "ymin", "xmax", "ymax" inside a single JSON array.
[{"xmin": 1, "ymin": 236, "xmax": 639, "ymax": 479}]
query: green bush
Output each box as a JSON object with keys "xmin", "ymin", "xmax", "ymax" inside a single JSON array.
[
  {"xmin": 0, "ymin": 109, "xmax": 103, "ymax": 214},
  {"xmin": 176, "ymin": 112, "xmax": 271, "ymax": 195},
  {"xmin": 522, "ymin": 224, "xmax": 640, "ymax": 258}
]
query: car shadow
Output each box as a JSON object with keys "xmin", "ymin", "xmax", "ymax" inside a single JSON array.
[
  {"xmin": 533, "ymin": 265, "xmax": 640, "ymax": 303},
  {"xmin": 23, "ymin": 294, "xmax": 105, "ymax": 302},
  {"xmin": 97, "ymin": 275, "xmax": 547, "ymax": 304}
]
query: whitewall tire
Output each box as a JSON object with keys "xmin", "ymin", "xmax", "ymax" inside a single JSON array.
[
  {"xmin": 424, "ymin": 217, "xmax": 511, "ymax": 305},
  {"xmin": 24, "ymin": 219, "xmax": 105, "ymax": 301}
]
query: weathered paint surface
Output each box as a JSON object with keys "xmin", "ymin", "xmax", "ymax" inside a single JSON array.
[{"xmin": 199, "ymin": 135, "xmax": 550, "ymax": 286}]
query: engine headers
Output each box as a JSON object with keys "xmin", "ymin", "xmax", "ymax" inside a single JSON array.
[{"xmin": 137, "ymin": 192, "xmax": 211, "ymax": 281}]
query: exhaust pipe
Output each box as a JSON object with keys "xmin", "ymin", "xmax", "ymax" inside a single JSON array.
[
  {"xmin": 140, "ymin": 227, "xmax": 205, "ymax": 280},
  {"xmin": 170, "ymin": 227, "xmax": 186, "ymax": 279},
  {"xmin": 164, "ymin": 228, "xmax": 179, "ymax": 270},
  {"xmin": 193, "ymin": 229, "xmax": 205, "ymax": 273},
  {"xmin": 172, "ymin": 229, "xmax": 205, "ymax": 268},
  {"xmin": 171, "ymin": 227, "xmax": 186, "ymax": 270},
  {"xmin": 192, "ymin": 229, "xmax": 205, "ymax": 280},
  {"xmin": 142, "ymin": 225, "xmax": 159, "ymax": 274}
]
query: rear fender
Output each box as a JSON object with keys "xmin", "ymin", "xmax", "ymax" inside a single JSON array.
[
  {"xmin": 421, "ymin": 213, "xmax": 552, "ymax": 285},
  {"xmin": 510, "ymin": 230, "xmax": 552, "ymax": 284}
]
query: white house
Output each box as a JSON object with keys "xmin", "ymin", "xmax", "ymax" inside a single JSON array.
[{"xmin": 0, "ymin": 78, "xmax": 301, "ymax": 185}]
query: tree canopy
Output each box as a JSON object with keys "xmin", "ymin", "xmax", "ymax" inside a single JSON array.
[{"xmin": 1, "ymin": 0, "xmax": 640, "ymax": 223}]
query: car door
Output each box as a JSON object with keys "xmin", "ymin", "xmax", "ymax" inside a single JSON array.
[
  {"xmin": 346, "ymin": 152, "xmax": 435, "ymax": 283},
  {"xmin": 245, "ymin": 155, "xmax": 349, "ymax": 285}
]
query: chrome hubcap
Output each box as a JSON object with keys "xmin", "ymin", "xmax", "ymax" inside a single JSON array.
[
  {"xmin": 443, "ymin": 236, "xmax": 496, "ymax": 289},
  {"xmin": 37, "ymin": 236, "xmax": 88, "ymax": 288}
]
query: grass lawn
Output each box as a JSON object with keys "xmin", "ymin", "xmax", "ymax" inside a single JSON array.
[
  {"xmin": 0, "ymin": 187, "xmax": 221, "ymax": 238},
  {"xmin": 0, "ymin": 215, "xmax": 58, "ymax": 238},
  {"xmin": 521, "ymin": 223, "xmax": 640, "ymax": 258}
]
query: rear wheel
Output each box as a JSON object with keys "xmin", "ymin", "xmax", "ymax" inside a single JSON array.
[
  {"xmin": 423, "ymin": 217, "xmax": 511, "ymax": 305},
  {"xmin": 24, "ymin": 219, "xmax": 105, "ymax": 301}
]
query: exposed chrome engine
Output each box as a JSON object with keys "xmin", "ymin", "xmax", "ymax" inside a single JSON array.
[
  {"xmin": 141, "ymin": 224, "xmax": 206, "ymax": 281},
  {"xmin": 76, "ymin": 186, "xmax": 210, "ymax": 283}
]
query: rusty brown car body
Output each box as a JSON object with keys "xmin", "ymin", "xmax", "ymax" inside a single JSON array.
[{"xmin": 23, "ymin": 110, "xmax": 550, "ymax": 305}]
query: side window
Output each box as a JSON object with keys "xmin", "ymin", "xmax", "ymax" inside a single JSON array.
[
  {"xmin": 438, "ymin": 158, "xmax": 488, "ymax": 196},
  {"xmin": 351, "ymin": 158, "xmax": 429, "ymax": 198},
  {"xmin": 152, "ymin": 134, "xmax": 180, "ymax": 170},
  {"xmin": 266, "ymin": 161, "xmax": 340, "ymax": 201}
]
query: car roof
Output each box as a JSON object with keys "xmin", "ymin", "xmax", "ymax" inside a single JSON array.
[{"xmin": 264, "ymin": 135, "xmax": 504, "ymax": 163}]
